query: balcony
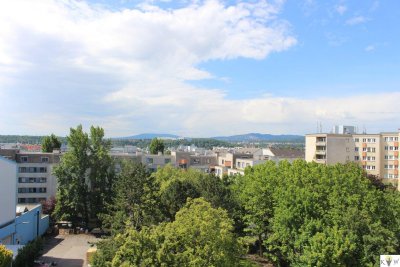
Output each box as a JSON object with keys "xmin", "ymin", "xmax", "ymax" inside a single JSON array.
[
  {"xmin": 315, "ymin": 150, "xmax": 326, "ymax": 155},
  {"xmin": 316, "ymin": 141, "xmax": 326, "ymax": 146}
]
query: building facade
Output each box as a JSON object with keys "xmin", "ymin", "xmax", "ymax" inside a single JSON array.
[
  {"xmin": 306, "ymin": 131, "xmax": 400, "ymax": 185},
  {"xmin": 0, "ymin": 149, "xmax": 61, "ymax": 204},
  {"xmin": 0, "ymin": 157, "xmax": 17, "ymax": 244}
]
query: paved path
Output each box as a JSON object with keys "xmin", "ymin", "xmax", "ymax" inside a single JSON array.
[{"xmin": 40, "ymin": 234, "xmax": 98, "ymax": 267}]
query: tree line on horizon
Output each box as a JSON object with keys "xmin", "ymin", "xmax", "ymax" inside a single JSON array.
[{"xmin": 41, "ymin": 125, "xmax": 400, "ymax": 266}]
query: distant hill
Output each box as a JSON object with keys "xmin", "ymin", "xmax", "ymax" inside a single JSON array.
[
  {"xmin": 212, "ymin": 133, "xmax": 304, "ymax": 142},
  {"xmin": 117, "ymin": 133, "xmax": 181, "ymax": 140}
]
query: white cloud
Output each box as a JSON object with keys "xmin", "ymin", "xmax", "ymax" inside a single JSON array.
[
  {"xmin": 346, "ymin": 16, "xmax": 369, "ymax": 25},
  {"xmin": 365, "ymin": 45, "xmax": 375, "ymax": 52},
  {"xmin": 335, "ymin": 4, "xmax": 347, "ymax": 15},
  {"xmin": 0, "ymin": 0, "xmax": 397, "ymax": 137}
]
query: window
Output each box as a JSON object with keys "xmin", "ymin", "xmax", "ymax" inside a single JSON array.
[
  {"xmin": 146, "ymin": 158, "xmax": 153, "ymax": 164},
  {"xmin": 346, "ymin": 147, "xmax": 350, "ymax": 152},
  {"xmin": 363, "ymin": 156, "xmax": 376, "ymax": 161},
  {"xmin": 191, "ymin": 158, "xmax": 200, "ymax": 164},
  {"xmin": 41, "ymin": 157, "xmax": 49, "ymax": 163},
  {"xmin": 363, "ymin": 138, "xmax": 367, "ymax": 143},
  {"xmin": 354, "ymin": 156, "xmax": 359, "ymax": 161},
  {"xmin": 354, "ymin": 138, "xmax": 359, "ymax": 142},
  {"xmin": 18, "ymin": 177, "xmax": 47, "ymax": 183},
  {"xmin": 165, "ymin": 158, "xmax": 171, "ymax": 164},
  {"xmin": 20, "ymin": 156, "xmax": 28, "ymax": 162},
  {"xmin": 355, "ymin": 147, "xmax": 359, "ymax": 152}
]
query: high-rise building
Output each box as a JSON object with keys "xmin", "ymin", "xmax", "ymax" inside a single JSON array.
[{"xmin": 306, "ymin": 130, "xmax": 400, "ymax": 186}]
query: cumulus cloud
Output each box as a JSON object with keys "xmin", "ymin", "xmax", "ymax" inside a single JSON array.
[{"xmin": 0, "ymin": 0, "xmax": 397, "ymax": 137}]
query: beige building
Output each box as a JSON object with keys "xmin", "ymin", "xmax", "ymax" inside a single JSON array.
[
  {"xmin": 0, "ymin": 149, "xmax": 60, "ymax": 204},
  {"xmin": 306, "ymin": 131, "xmax": 399, "ymax": 185}
]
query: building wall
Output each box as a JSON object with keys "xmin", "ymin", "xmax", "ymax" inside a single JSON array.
[
  {"xmin": 306, "ymin": 132, "xmax": 400, "ymax": 186},
  {"xmin": 0, "ymin": 158, "xmax": 17, "ymax": 227},
  {"xmin": 14, "ymin": 205, "xmax": 49, "ymax": 245},
  {"xmin": 141, "ymin": 154, "xmax": 175, "ymax": 172}
]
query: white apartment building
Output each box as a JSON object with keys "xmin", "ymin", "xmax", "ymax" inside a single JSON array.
[
  {"xmin": 0, "ymin": 157, "xmax": 17, "ymax": 244},
  {"xmin": 0, "ymin": 149, "xmax": 61, "ymax": 204},
  {"xmin": 306, "ymin": 130, "xmax": 400, "ymax": 186},
  {"xmin": 214, "ymin": 148, "xmax": 304, "ymax": 178}
]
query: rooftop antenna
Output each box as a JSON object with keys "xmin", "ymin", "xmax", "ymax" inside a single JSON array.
[
  {"xmin": 362, "ymin": 125, "xmax": 366, "ymax": 134},
  {"xmin": 319, "ymin": 122, "xmax": 323, "ymax": 133}
]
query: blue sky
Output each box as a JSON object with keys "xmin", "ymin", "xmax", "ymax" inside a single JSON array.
[{"xmin": 0, "ymin": 0, "xmax": 399, "ymax": 137}]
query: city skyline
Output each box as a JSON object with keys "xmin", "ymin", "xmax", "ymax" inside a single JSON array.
[{"xmin": 0, "ymin": 0, "xmax": 399, "ymax": 137}]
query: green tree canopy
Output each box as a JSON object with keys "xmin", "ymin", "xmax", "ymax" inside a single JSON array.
[
  {"xmin": 53, "ymin": 125, "xmax": 115, "ymax": 226},
  {"xmin": 149, "ymin": 138, "xmax": 165, "ymax": 154},
  {"xmin": 236, "ymin": 160, "xmax": 400, "ymax": 266},
  {"xmin": 0, "ymin": 245, "xmax": 12, "ymax": 267},
  {"xmin": 41, "ymin": 133, "xmax": 61, "ymax": 152},
  {"xmin": 101, "ymin": 160, "xmax": 162, "ymax": 235},
  {"xmin": 94, "ymin": 198, "xmax": 245, "ymax": 267}
]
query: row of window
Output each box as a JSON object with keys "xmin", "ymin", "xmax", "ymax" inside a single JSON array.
[
  {"xmin": 362, "ymin": 147, "xmax": 376, "ymax": 153},
  {"xmin": 145, "ymin": 158, "xmax": 171, "ymax": 164},
  {"xmin": 385, "ymin": 155, "xmax": 399, "ymax": 160},
  {"xmin": 354, "ymin": 137, "xmax": 399, "ymax": 143},
  {"xmin": 20, "ymin": 156, "xmax": 49, "ymax": 163},
  {"xmin": 384, "ymin": 174, "xmax": 399, "ymax": 179},
  {"xmin": 362, "ymin": 156, "xmax": 376, "ymax": 161},
  {"xmin": 384, "ymin": 165, "xmax": 399, "ymax": 170},
  {"xmin": 18, "ymin": 187, "xmax": 47, "ymax": 193},
  {"xmin": 385, "ymin": 146, "xmax": 399, "ymax": 151},
  {"xmin": 237, "ymin": 162, "xmax": 251, "ymax": 169},
  {"xmin": 362, "ymin": 165, "xmax": 376, "ymax": 170},
  {"xmin": 19, "ymin": 167, "xmax": 47, "ymax": 173},
  {"xmin": 18, "ymin": 177, "xmax": 47, "ymax": 183},
  {"xmin": 18, "ymin": 197, "xmax": 46, "ymax": 204}
]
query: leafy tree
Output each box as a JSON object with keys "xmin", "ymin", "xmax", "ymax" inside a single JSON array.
[
  {"xmin": 157, "ymin": 198, "xmax": 245, "ymax": 267},
  {"xmin": 41, "ymin": 196, "xmax": 56, "ymax": 216},
  {"xmin": 236, "ymin": 160, "xmax": 400, "ymax": 266},
  {"xmin": 154, "ymin": 165, "xmax": 241, "ymax": 226},
  {"xmin": 53, "ymin": 125, "xmax": 115, "ymax": 226},
  {"xmin": 13, "ymin": 238, "xmax": 43, "ymax": 267},
  {"xmin": 101, "ymin": 160, "xmax": 162, "ymax": 235},
  {"xmin": 88, "ymin": 126, "xmax": 115, "ymax": 224},
  {"xmin": 41, "ymin": 133, "xmax": 61, "ymax": 152},
  {"xmin": 97, "ymin": 198, "xmax": 245, "ymax": 267},
  {"xmin": 149, "ymin": 138, "xmax": 165, "ymax": 154},
  {"xmin": 0, "ymin": 244, "xmax": 12, "ymax": 267}
]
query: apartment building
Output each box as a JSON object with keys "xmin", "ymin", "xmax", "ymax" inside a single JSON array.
[
  {"xmin": 0, "ymin": 157, "xmax": 17, "ymax": 244},
  {"xmin": 306, "ymin": 130, "xmax": 400, "ymax": 185},
  {"xmin": 214, "ymin": 148, "xmax": 304, "ymax": 178},
  {"xmin": 141, "ymin": 152, "xmax": 175, "ymax": 173},
  {"xmin": 0, "ymin": 149, "xmax": 60, "ymax": 204},
  {"xmin": 172, "ymin": 151, "xmax": 217, "ymax": 173}
]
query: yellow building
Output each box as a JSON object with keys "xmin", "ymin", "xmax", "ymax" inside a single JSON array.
[{"xmin": 306, "ymin": 131, "xmax": 399, "ymax": 187}]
